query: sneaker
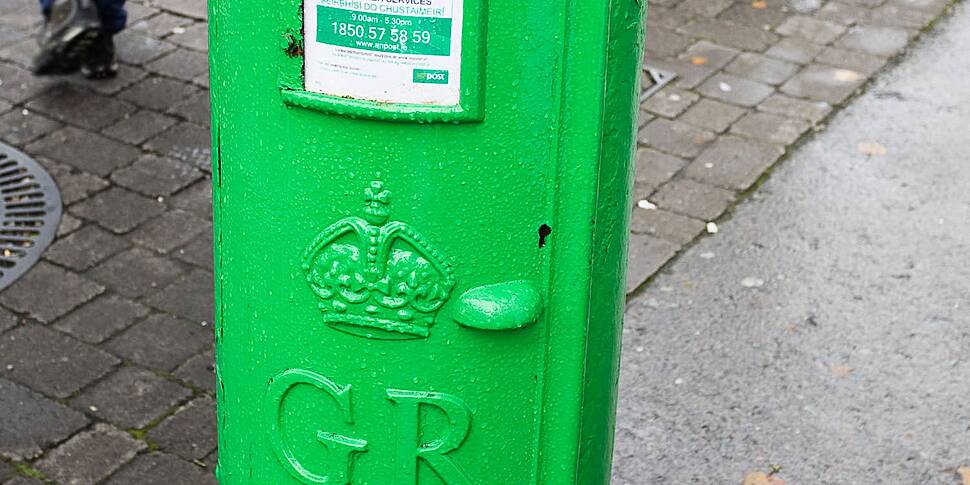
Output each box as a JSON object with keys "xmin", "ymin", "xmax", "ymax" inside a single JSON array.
[
  {"xmin": 80, "ymin": 33, "xmax": 118, "ymax": 79},
  {"xmin": 32, "ymin": 0, "xmax": 102, "ymax": 76}
]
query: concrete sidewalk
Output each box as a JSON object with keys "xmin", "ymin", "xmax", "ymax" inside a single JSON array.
[
  {"xmin": 615, "ymin": 3, "xmax": 970, "ymax": 483},
  {"xmin": 0, "ymin": 0, "xmax": 960, "ymax": 482}
]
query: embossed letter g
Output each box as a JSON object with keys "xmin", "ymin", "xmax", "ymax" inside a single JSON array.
[{"xmin": 264, "ymin": 369, "xmax": 368, "ymax": 484}]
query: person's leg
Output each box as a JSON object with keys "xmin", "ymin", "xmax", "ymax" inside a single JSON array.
[
  {"xmin": 38, "ymin": 0, "xmax": 55, "ymax": 18},
  {"xmin": 81, "ymin": 0, "xmax": 125, "ymax": 78},
  {"xmin": 32, "ymin": 0, "xmax": 102, "ymax": 75},
  {"xmin": 92, "ymin": 0, "xmax": 126, "ymax": 34}
]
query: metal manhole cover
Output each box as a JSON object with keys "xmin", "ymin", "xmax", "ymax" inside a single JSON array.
[
  {"xmin": 0, "ymin": 142, "xmax": 62, "ymax": 290},
  {"xmin": 641, "ymin": 65, "xmax": 678, "ymax": 102}
]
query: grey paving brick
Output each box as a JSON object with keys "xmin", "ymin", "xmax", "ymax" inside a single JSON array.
[
  {"xmin": 174, "ymin": 230, "xmax": 212, "ymax": 269},
  {"xmin": 25, "ymin": 85, "xmax": 136, "ymax": 130},
  {"xmin": 781, "ymin": 64, "xmax": 866, "ymax": 104},
  {"xmin": 56, "ymin": 214, "xmax": 83, "ymax": 238},
  {"xmin": 765, "ymin": 37, "xmax": 826, "ymax": 64},
  {"xmin": 169, "ymin": 180, "xmax": 212, "ymax": 219},
  {"xmin": 634, "ymin": 147, "xmax": 687, "ymax": 197},
  {"xmin": 102, "ymin": 110, "xmax": 178, "ymax": 146},
  {"xmin": 0, "ymin": 324, "xmax": 119, "ymax": 398},
  {"xmin": 168, "ymin": 22, "xmax": 209, "ymax": 52},
  {"xmin": 24, "ymin": 127, "xmax": 141, "ymax": 177},
  {"xmin": 641, "ymin": 87, "xmax": 698, "ymax": 118},
  {"xmin": 679, "ymin": 18, "xmax": 778, "ymax": 51},
  {"xmin": 679, "ymin": 98, "xmax": 747, "ymax": 133},
  {"xmin": 718, "ymin": 2, "xmax": 791, "ymax": 28},
  {"xmin": 639, "ymin": 119, "xmax": 716, "ymax": 158},
  {"xmin": 866, "ymin": 4, "xmax": 935, "ymax": 29},
  {"xmin": 679, "ymin": 40, "xmax": 740, "ymax": 70},
  {"xmin": 105, "ymin": 452, "xmax": 216, "ymax": 485},
  {"xmin": 125, "ymin": 2, "xmax": 160, "ymax": 23},
  {"xmin": 54, "ymin": 295, "xmax": 150, "ymax": 344},
  {"xmin": 202, "ymin": 450, "xmax": 218, "ymax": 471},
  {"xmin": 132, "ymin": 210, "xmax": 209, "ymax": 254},
  {"xmin": 145, "ymin": 270, "xmax": 214, "ymax": 324},
  {"xmin": 724, "ymin": 52, "xmax": 801, "ymax": 86},
  {"xmin": 645, "ymin": 5, "xmax": 692, "ymax": 30},
  {"xmin": 626, "ymin": 234, "xmax": 680, "ymax": 293},
  {"xmin": 698, "ymin": 73, "xmax": 774, "ymax": 107},
  {"xmin": 0, "ymin": 24, "xmax": 29, "ymax": 45},
  {"xmin": 144, "ymin": 122, "xmax": 211, "ymax": 170},
  {"xmin": 686, "ymin": 136, "xmax": 785, "ymax": 190},
  {"xmin": 35, "ymin": 423, "xmax": 146, "ymax": 485},
  {"xmin": 70, "ymin": 188, "xmax": 167, "ymax": 234},
  {"xmin": 167, "ymin": 90, "xmax": 211, "ymax": 127},
  {"xmin": 730, "ymin": 111, "xmax": 812, "ymax": 145},
  {"xmin": 0, "ymin": 378, "xmax": 88, "ymax": 461},
  {"xmin": 0, "ymin": 308, "xmax": 17, "ymax": 335},
  {"xmin": 631, "ymin": 208, "xmax": 706, "ymax": 245},
  {"xmin": 67, "ymin": 64, "xmax": 149, "ymax": 97},
  {"xmin": 838, "ymin": 0, "xmax": 889, "ymax": 7},
  {"xmin": 0, "ymin": 37, "xmax": 39, "ymax": 70},
  {"xmin": 652, "ymin": 178, "xmax": 736, "ymax": 220},
  {"xmin": 45, "ymin": 226, "xmax": 130, "ymax": 271},
  {"xmin": 644, "ymin": 27, "xmax": 693, "ymax": 58},
  {"xmin": 153, "ymin": 0, "xmax": 208, "ymax": 19},
  {"xmin": 0, "ymin": 460, "xmax": 12, "ymax": 481},
  {"xmin": 88, "ymin": 248, "xmax": 185, "ymax": 298},
  {"xmin": 118, "ymin": 77, "xmax": 201, "ymax": 112},
  {"xmin": 757, "ymin": 93, "xmax": 832, "ymax": 124},
  {"xmin": 62, "ymin": 174, "xmax": 112, "ymax": 210},
  {"xmin": 776, "ymin": 15, "xmax": 848, "ymax": 44},
  {"xmin": 111, "ymin": 155, "xmax": 203, "ymax": 198},
  {"xmin": 0, "ymin": 62, "xmax": 61, "ymax": 104},
  {"xmin": 815, "ymin": 46, "xmax": 889, "ymax": 76},
  {"xmin": 4, "ymin": 476, "xmax": 45, "ymax": 485},
  {"xmin": 0, "ymin": 262, "xmax": 103, "ymax": 323},
  {"xmin": 887, "ymin": 0, "xmax": 949, "ymax": 15},
  {"xmin": 0, "ymin": 110, "xmax": 61, "ymax": 145},
  {"xmin": 816, "ymin": 2, "xmax": 869, "ymax": 25},
  {"xmin": 128, "ymin": 13, "xmax": 194, "ymax": 38},
  {"xmin": 114, "ymin": 32, "xmax": 176, "ymax": 65},
  {"xmin": 674, "ymin": 0, "xmax": 733, "ymax": 17},
  {"xmin": 646, "ymin": 57, "xmax": 718, "ymax": 90},
  {"xmin": 174, "ymin": 349, "xmax": 214, "ymax": 394},
  {"xmin": 147, "ymin": 397, "xmax": 216, "ymax": 460},
  {"xmin": 838, "ymin": 25, "xmax": 910, "ymax": 57},
  {"xmin": 146, "ymin": 49, "xmax": 209, "ymax": 83},
  {"xmin": 107, "ymin": 313, "xmax": 212, "ymax": 371},
  {"xmin": 37, "ymin": 161, "xmax": 108, "ymax": 208},
  {"xmin": 72, "ymin": 367, "xmax": 191, "ymax": 429},
  {"xmin": 789, "ymin": 0, "xmax": 828, "ymax": 11},
  {"xmin": 192, "ymin": 71, "xmax": 210, "ymax": 89}
]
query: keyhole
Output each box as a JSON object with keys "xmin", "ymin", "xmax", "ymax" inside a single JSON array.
[{"xmin": 538, "ymin": 224, "xmax": 552, "ymax": 248}]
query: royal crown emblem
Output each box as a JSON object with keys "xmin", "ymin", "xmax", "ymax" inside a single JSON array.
[{"xmin": 302, "ymin": 181, "xmax": 456, "ymax": 339}]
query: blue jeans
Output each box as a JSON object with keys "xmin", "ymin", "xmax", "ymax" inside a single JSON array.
[{"xmin": 39, "ymin": 0, "xmax": 127, "ymax": 34}]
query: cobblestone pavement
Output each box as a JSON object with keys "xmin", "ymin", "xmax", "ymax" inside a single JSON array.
[{"xmin": 0, "ymin": 0, "xmax": 957, "ymax": 482}]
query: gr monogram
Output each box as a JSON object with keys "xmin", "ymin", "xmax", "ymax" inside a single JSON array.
[{"xmin": 265, "ymin": 369, "xmax": 475, "ymax": 484}]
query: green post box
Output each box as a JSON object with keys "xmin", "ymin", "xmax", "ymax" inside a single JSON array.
[{"xmin": 209, "ymin": 0, "xmax": 646, "ymax": 482}]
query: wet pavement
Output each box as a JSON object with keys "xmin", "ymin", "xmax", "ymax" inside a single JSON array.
[{"xmin": 614, "ymin": 3, "xmax": 970, "ymax": 484}]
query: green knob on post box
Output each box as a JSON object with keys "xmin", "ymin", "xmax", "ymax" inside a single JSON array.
[{"xmin": 453, "ymin": 280, "xmax": 543, "ymax": 331}]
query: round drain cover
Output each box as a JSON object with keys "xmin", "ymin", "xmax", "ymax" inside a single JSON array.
[{"xmin": 0, "ymin": 142, "xmax": 62, "ymax": 291}]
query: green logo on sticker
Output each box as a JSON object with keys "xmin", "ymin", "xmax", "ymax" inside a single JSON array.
[{"xmin": 413, "ymin": 69, "xmax": 449, "ymax": 84}]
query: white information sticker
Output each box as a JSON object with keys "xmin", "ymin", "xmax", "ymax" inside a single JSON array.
[{"xmin": 304, "ymin": 0, "xmax": 463, "ymax": 106}]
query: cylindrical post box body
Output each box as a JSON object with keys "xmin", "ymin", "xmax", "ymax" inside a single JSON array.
[{"xmin": 209, "ymin": 0, "xmax": 646, "ymax": 482}]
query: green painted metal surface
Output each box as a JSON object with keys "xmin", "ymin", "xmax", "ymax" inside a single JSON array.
[{"xmin": 209, "ymin": 0, "xmax": 646, "ymax": 482}]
